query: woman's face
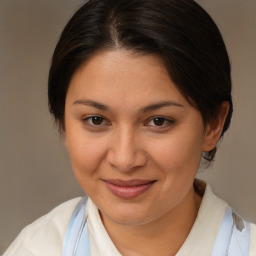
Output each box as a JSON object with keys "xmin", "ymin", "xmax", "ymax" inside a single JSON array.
[{"xmin": 65, "ymin": 50, "xmax": 210, "ymax": 226}]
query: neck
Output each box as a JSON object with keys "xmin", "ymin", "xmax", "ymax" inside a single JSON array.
[{"xmin": 101, "ymin": 186, "xmax": 202, "ymax": 256}]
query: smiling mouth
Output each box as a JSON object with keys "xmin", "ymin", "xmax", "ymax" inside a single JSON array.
[{"xmin": 103, "ymin": 179, "xmax": 156, "ymax": 199}]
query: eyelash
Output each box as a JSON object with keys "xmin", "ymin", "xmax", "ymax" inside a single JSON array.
[
  {"xmin": 82, "ymin": 115, "xmax": 110, "ymax": 128},
  {"xmin": 145, "ymin": 116, "xmax": 175, "ymax": 128},
  {"xmin": 82, "ymin": 115, "xmax": 175, "ymax": 130}
]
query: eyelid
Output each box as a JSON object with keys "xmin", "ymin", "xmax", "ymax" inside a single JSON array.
[
  {"xmin": 145, "ymin": 116, "xmax": 175, "ymax": 127},
  {"xmin": 82, "ymin": 115, "xmax": 110, "ymax": 127}
]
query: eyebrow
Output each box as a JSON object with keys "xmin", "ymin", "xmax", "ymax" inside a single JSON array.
[
  {"xmin": 140, "ymin": 101, "xmax": 184, "ymax": 113},
  {"xmin": 72, "ymin": 99, "xmax": 184, "ymax": 112},
  {"xmin": 72, "ymin": 100, "xmax": 109, "ymax": 111}
]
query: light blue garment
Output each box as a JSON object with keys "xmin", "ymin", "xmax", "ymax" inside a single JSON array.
[
  {"xmin": 62, "ymin": 197, "xmax": 250, "ymax": 256},
  {"xmin": 211, "ymin": 207, "xmax": 250, "ymax": 256},
  {"xmin": 62, "ymin": 196, "xmax": 90, "ymax": 256}
]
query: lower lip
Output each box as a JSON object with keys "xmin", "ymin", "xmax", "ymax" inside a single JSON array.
[{"xmin": 104, "ymin": 181, "xmax": 155, "ymax": 199}]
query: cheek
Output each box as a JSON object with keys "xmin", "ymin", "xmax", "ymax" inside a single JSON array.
[
  {"xmin": 66, "ymin": 134, "xmax": 109, "ymax": 197},
  {"xmin": 65, "ymin": 130, "xmax": 108, "ymax": 178},
  {"xmin": 149, "ymin": 130, "xmax": 204, "ymax": 176},
  {"xmin": 148, "ymin": 133, "xmax": 203, "ymax": 209}
]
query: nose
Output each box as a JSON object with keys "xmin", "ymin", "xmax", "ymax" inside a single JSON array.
[{"xmin": 106, "ymin": 127, "xmax": 147, "ymax": 172}]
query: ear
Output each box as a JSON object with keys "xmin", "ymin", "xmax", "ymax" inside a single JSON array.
[{"xmin": 203, "ymin": 101, "xmax": 230, "ymax": 152}]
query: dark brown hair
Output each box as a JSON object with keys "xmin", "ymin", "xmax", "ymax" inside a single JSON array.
[{"xmin": 48, "ymin": 0, "xmax": 233, "ymax": 163}]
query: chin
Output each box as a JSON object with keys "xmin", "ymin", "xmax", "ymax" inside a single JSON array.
[{"xmin": 100, "ymin": 203, "xmax": 158, "ymax": 227}]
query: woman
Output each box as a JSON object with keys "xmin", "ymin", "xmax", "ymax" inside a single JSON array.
[{"xmin": 4, "ymin": 0, "xmax": 256, "ymax": 255}]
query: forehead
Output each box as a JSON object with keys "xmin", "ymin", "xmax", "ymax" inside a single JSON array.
[
  {"xmin": 67, "ymin": 50, "xmax": 189, "ymax": 107},
  {"xmin": 74, "ymin": 50, "xmax": 169, "ymax": 85}
]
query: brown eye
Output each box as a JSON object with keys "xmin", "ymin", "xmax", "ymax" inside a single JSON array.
[
  {"xmin": 146, "ymin": 116, "xmax": 174, "ymax": 128},
  {"xmin": 82, "ymin": 115, "xmax": 110, "ymax": 131},
  {"xmin": 153, "ymin": 117, "xmax": 165, "ymax": 126},
  {"xmin": 91, "ymin": 116, "xmax": 104, "ymax": 125},
  {"xmin": 83, "ymin": 115, "xmax": 108, "ymax": 127}
]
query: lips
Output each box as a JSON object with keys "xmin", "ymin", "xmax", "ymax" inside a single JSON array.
[{"xmin": 103, "ymin": 179, "xmax": 156, "ymax": 199}]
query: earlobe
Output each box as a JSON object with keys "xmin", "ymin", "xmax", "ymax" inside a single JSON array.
[{"xmin": 203, "ymin": 101, "xmax": 230, "ymax": 152}]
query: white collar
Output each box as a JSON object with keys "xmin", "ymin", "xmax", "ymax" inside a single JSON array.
[
  {"xmin": 86, "ymin": 182, "xmax": 228, "ymax": 256},
  {"xmin": 86, "ymin": 199, "xmax": 122, "ymax": 256},
  {"xmin": 176, "ymin": 183, "xmax": 228, "ymax": 255}
]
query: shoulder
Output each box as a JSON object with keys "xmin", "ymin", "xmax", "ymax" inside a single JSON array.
[
  {"xmin": 195, "ymin": 180, "xmax": 256, "ymax": 254},
  {"xmin": 3, "ymin": 197, "xmax": 82, "ymax": 256}
]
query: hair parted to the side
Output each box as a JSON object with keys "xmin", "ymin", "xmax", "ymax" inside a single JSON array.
[{"xmin": 48, "ymin": 0, "xmax": 233, "ymax": 164}]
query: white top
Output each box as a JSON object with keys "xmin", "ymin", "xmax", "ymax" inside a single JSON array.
[{"xmin": 3, "ymin": 184, "xmax": 256, "ymax": 256}]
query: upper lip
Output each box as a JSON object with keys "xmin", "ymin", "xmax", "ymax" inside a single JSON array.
[{"xmin": 103, "ymin": 179, "xmax": 156, "ymax": 187}]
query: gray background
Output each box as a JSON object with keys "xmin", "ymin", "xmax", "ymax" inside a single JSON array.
[{"xmin": 0, "ymin": 0, "xmax": 255, "ymax": 254}]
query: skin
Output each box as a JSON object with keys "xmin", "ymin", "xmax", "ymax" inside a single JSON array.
[{"xmin": 64, "ymin": 50, "xmax": 229, "ymax": 255}]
